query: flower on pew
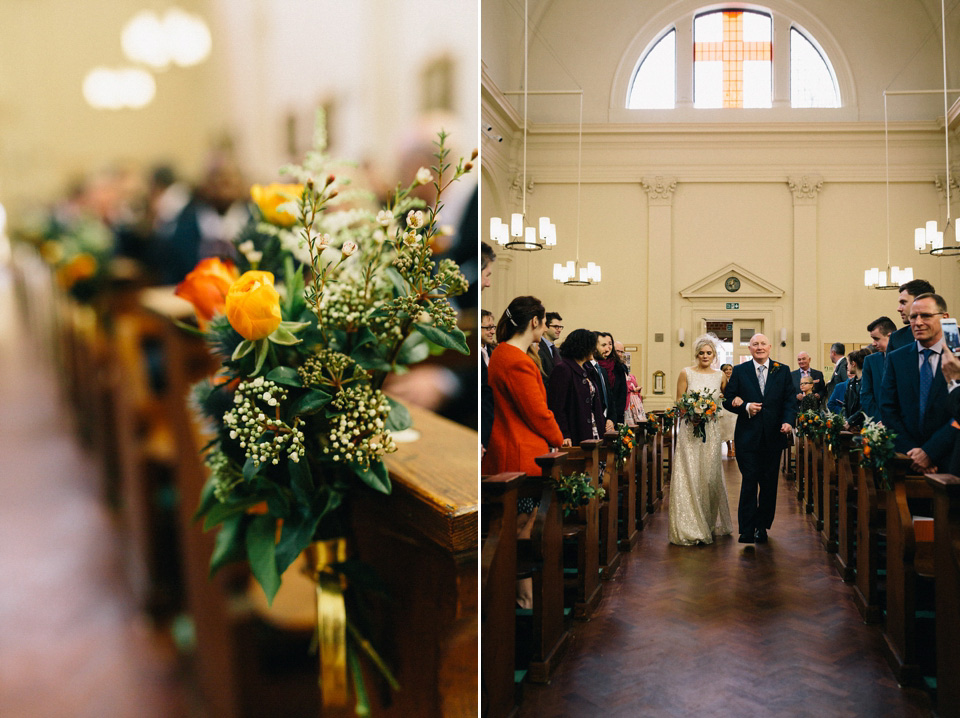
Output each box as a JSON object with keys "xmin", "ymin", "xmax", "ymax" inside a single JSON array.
[
  {"xmin": 852, "ymin": 419, "xmax": 897, "ymax": 490},
  {"xmin": 822, "ymin": 411, "xmax": 845, "ymax": 453},
  {"xmin": 795, "ymin": 410, "xmax": 825, "ymax": 440},
  {"xmin": 185, "ymin": 110, "xmax": 474, "ymax": 714},
  {"xmin": 33, "ymin": 215, "xmax": 115, "ymax": 302},
  {"xmin": 550, "ymin": 471, "xmax": 606, "ymax": 516},
  {"xmin": 613, "ymin": 423, "xmax": 634, "ymax": 470},
  {"xmin": 175, "ymin": 257, "xmax": 239, "ymax": 330},
  {"xmin": 675, "ymin": 389, "xmax": 720, "ymax": 442}
]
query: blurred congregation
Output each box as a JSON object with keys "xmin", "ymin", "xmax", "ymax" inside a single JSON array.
[{"xmin": 1, "ymin": 2, "xmax": 478, "ymax": 717}]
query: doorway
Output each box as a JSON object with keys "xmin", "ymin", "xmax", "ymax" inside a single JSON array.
[{"xmin": 704, "ymin": 318, "xmax": 765, "ymax": 366}]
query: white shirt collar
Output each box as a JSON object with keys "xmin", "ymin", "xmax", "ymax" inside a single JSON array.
[
  {"xmin": 752, "ymin": 358, "xmax": 769, "ymax": 370},
  {"xmin": 916, "ymin": 338, "xmax": 946, "ymax": 355}
]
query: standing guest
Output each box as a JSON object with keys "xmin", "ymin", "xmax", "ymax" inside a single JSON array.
[
  {"xmin": 798, "ymin": 376, "xmax": 821, "ymax": 412},
  {"xmin": 587, "ymin": 337, "xmax": 611, "ymax": 418},
  {"xmin": 480, "ymin": 309, "xmax": 496, "ymax": 451},
  {"xmin": 482, "ymin": 295, "xmax": 569, "ymax": 479},
  {"xmin": 481, "ymin": 241, "xmax": 496, "ymax": 290},
  {"xmin": 791, "ymin": 351, "xmax": 826, "ymax": 403},
  {"xmin": 480, "ymin": 243, "xmax": 496, "ymax": 456},
  {"xmin": 537, "ymin": 312, "xmax": 564, "ymax": 380},
  {"xmin": 842, "ymin": 348, "xmax": 871, "ymax": 429},
  {"xmin": 617, "ymin": 341, "xmax": 646, "ymax": 422},
  {"xmin": 547, "ymin": 329, "xmax": 609, "ymax": 443},
  {"xmin": 940, "ymin": 349, "xmax": 960, "ymax": 475},
  {"xmin": 887, "ymin": 279, "xmax": 936, "ymax": 353},
  {"xmin": 824, "ymin": 342, "xmax": 847, "ymax": 405},
  {"xmin": 827, "ymin": 376, "xmax": 848, "ymax": 414},
  {"xmin": 881, "ymin": 293, "xmax": 959, "ymax": 473},
  {"xmin": 860, "ymin": 315, "xmax": 897, "ymax": 420},
  {"xmin": 596, "ymin": 331, "xmax": 628, "ymax": 425},
  {"xmin": 718, "ymin": 363, "xmax": 738, "ymax": 456}
]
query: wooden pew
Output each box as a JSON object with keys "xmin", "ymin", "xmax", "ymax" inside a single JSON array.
[
  {"xmin": 611, "ymin": 429, "xmax": 639, "ymax": 551},
  {"xmin": 811, "ymin": 436, "xmax": 825, "ymax": 530},
  {"xmin": 882, "ymin": 458, "xmax": 935, "ymax": 686},
  {"xmin": 781, "ymin": 437, "xmax": 796, "ymax": 484},
  {"xmin": 803, "ymin": 435, "xmax": 817, "ymax": 517},
  {"xmin": 853, "ymin": 460, "xmax": 885, "ymax": 624},
  {"xmin": 634, "ymin": 421, "xmax": 651, "ymax": 530},
  {"xmin": 833, "ymin": 432, "xmax": 857, "ymax": 581},
  {"xmin": 820, "ymin": 436, "xmax": 839, "ymax": 553},
  {"xmin": 924, "ymin": 473, "xmax": 960, "ymax": 717},
  {"xmin": 598, "ymin": 431, "xmax": 622, "ymax": 577},
  {"xmin": 643, "ymin": 421, "xmax": 658, "ymax": 516},
  {"xmin": 481, "ymin": 472, "xmax": 525, "ymax": 718},
  {"xmin": 523, "ymin": 452, "xmax": 571, "ymax": 684},
  {"xmin": 557, "ymin": 440, "xmax": 603, "ymax": 618}
]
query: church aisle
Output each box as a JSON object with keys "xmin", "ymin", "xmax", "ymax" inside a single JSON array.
[
  {"xmin": 0, "ymin": 270, "xmax": 193, "ymax": 718},
  {"xmin": 517, "ymin": 450, "xmax": 933, "ymax": 718}
]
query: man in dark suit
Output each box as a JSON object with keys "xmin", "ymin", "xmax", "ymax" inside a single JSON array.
[
  {"xmin": 887, "ymin": 278, "xmax": 936, "ymax": 353},
  {"xmin": 723, "ymin": 334, "xmax": 797, "ymax": 544},
  {"xmin": 791, "ymin": 351, "xmax": 826, "ymax": 403},
  {"xmin": 480, "ymin": 309, "xmax": 496, "ymax": 449},
  {"xmin": 587, "ymin": 334, "xmax": 611, "ymax": 418},
  {"xmin": 880, "ymin": 293, "xmax": 959, "ymax": 473},
  {"xmin": 537, "ymin": 312, "xmax": 563, "ymax": 380},
  {"xmin": 941, "ymin": 350, "xmax": 960, "ymax": 476},
  {"xmin": 860, "ymin": 315, "xmax": 897, "ymax": 420},
  {"xmin": 824, "ymin": 342, "xmax": 847, "ymax": 405}
]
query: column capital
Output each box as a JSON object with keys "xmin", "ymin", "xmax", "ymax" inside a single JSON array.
[
  {"xmin": 641, "ymin": 176, "xmax": 678, "ymax": 203},
  {"xmin": 787, "ymin": 175, "xmax": 823, "ymax": 203},
  {"xmin": 934, "ymin": 172, "xmax": 959, "ymax": 201}
]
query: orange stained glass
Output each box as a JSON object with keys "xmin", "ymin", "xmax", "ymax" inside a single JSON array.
[{"xmin": 694, "ymin": 11, "xmax": 772, "ymax": 108}]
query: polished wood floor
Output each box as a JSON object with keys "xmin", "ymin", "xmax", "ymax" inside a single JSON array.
[
  {"xmin": 0, "ymin": 271, "xmax": 194, "ymax": 717},
  {"xmin": 517, "ymin": 448, "xmax": 934, "ymax": 718}
]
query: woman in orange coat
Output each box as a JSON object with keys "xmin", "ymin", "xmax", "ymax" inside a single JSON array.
[{"xmin": 482, "ymin": 295, "xmax": 568, "ymax": 479}]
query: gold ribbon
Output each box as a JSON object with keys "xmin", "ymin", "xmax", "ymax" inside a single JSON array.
[{"xmin": 305, "ymin": 538, "xmax": 348, "ymax": 707}]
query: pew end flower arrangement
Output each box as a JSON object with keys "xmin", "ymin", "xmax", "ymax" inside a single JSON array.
[
  {"xmin": 174, "ymin": 125, "xmax": 475, "ymax": 713},
  {"xmin": 822, "ymin": 411, "xmax": 845, "ymax": 453},
  {"xmin": 852, "ymin": 419, "xmax": 897, "ymax": 490},
  {"xmin": 551, "ymin": 472, "xmax": 606, "ymax": 517},
  {"xmin": 675, "ymin": 389, "xmax": 719, "ymax": 442},
  {"xmin": 795, "ymin": 410, "xmax": 825, "ymax": 440},
  {"xmin": 612, "ymin": 423, "xmax": 634, "ymax": 470}
]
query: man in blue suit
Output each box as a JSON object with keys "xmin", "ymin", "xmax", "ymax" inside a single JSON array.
[
  {"xmin": 887, "ymin": 278, "xmax": 936, "ymax": 353},
  {"xmin": 880, "ymin": 293, "xmax": 959, "ymax": 473},
  {"xmin": 723, "ymin": 334, "xmax": 797, "ymax": 544},
  {"xmin": 860, "ymin": 315, "xmax": 897, "ymax": 420}
]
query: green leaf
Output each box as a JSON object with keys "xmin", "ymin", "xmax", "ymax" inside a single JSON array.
[
  {"xmin": 246, "ymin": 515, "xmax": 281, "ymax": 604},
  {"xmin": 209, "ymin": 515, "xmax": 245, "ymax": 577},
  {"xmin": 274, "ymin": 510, "xmax": 321, "ymax": 576},
  {"xmin": 193, "ymin": 476, "xmax": 219, "ymax": 522},
  {"xmin": 232, "ymin": 339, "xmax": 254, "ymax": 360},
  {"xmin": 291, "ymin": 388, "xmax": 332, "ymax": 415},
  {"xmin": 384, "ymin": 396, "xmax": 412, "ymax": 432},
  {"xmin": 172, "ymin": 317, "xmax": 207, "ymax": 337},
  {"xmin": 283, "ymin": 256, "xmax": 306, "ymax": 316},
  {"xmin": 253, "ymin": 338, "xmax": 270, "ymax": 374},
  {"xmin": 349, "ymin": 326, "xmax": 378, "ymax": 352},
  {"xmin": 202, "ymin": 496, "xmax": 262, "ymax": 531},
  {"xmin": 279, "ymin": 319, "xmax": 311, "ymax": 332},
  {"xmin": 383, "ymin": 266, "xmax": 409, "ymax": 294},
  {"xmin": 351, "ymin": 345, "xmax": 392, "ymax": 372},
  {"xmin": 288, "ymin": 456, "xmax": 314, "ymax": 505},
  {"xmin": 413, "ymin": 322, "xmax": 469, "ymax": 354},
  {"xmin": 242, "ymin": 456, "xmax": 259, "ymax": 481},
  {"xmin": 396, "ymin": 333, "xmax": 429, "ymax": 365},
  {"xmin": 266, "ymin": 366, "xmax": 302, "ymax": 387},
  {"xmin": 267, "ymin": 326, "xmax": 301, "ymax": 345},
  {"xmin": 351, "ymin": 460, "xmax": 391, "ymax": 494}
]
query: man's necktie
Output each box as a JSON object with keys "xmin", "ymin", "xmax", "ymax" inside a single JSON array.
[
  {"xmin": 757, "ymin": 364, "xmax": 766, "ymax": 394},
  {"xmin": 551, "ymin": 344, "xmax": 559, "ymax": 362},
  {"xmin": 918, "ymin": 348, "xmax": 934, "ymax": 422}
]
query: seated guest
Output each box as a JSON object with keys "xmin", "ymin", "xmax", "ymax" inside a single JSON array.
[
  {"xmin": 860, "ymin": 315, "xmax": 898, "ymax": 420},
  {"xmin": 881, "ymin": 292, "xmax": 959, "ymax": 473},
  {"xmin": 547, "ymin": 329, "xmax": 610, "ymax": 444},
  {"xmin": 887, "ymin": 278, "xmax": 936, "ymax": 353},
  {"xmin": 843, "ymin": 348, "xmax": 871, "ymax": 429},
  {"xmin": 596, "ymin": 331, "xmax": 628, "ymax": 425},
  {"xmin": 537, "ymin": 312, "xmax": 563, "ymax": 381}
]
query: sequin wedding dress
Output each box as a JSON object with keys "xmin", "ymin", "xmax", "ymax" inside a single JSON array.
[{"xmin": 668, "ymin": 368, "xmax": 734, "ymax": 546}]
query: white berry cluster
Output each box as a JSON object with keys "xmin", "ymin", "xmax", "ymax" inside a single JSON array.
[
  {"xmin": 297, "ymin": 349, "xmax": 368, "ymax": 390},
  {"xmin": 224, "ymin": 377, "xmax": 306, "ymax": 467},
  {"xmin": 321, "ymin": 384, "xmax": 397, "ymax": 467},
  {"xmin": 205, "ymin": 450, "xmax": 244, "ymax": 502}
]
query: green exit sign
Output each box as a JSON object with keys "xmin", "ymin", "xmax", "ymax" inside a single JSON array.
[{"xmin": 725, "ymin": 302, "xmax": 740, "ymax": 310}]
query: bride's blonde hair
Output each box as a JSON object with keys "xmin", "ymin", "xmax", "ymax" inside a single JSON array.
[{"xmin": 692, "ymin": 334, "xmax": 721, "ymax": 369}]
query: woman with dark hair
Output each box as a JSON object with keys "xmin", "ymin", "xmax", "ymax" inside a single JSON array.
[
  {"xmin": 596, "ymin": 331, "xmax": 628, "ymax": 425},
  {"xmin": 482, "ymin": 295, "xmax": 569, "ymax": 478},
  {"xmin": 547, "ymin": 329, "xmax": 607, "ymax": 444},
  {"xmin": 842, "ymin": 347, "xmax": 871, "ymax": 429}
]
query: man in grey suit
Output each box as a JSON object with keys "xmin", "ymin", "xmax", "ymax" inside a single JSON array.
[
  {"xmin": 824, "ymin": 342, "xmax": 847, "ymax": 405},
  {"xmin": 537, "ymin": 312, "xmax": 563, "ymax": 380}
]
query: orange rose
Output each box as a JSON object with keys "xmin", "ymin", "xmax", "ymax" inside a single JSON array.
[
  {"xmin": 57, "ymin": 252, "xmax": 97, "ymax": 288},
  {"xmin": 225, "ymin": 270, "xmax": 282, "ymax": 340},
  {"xmin": 250, "ymin": 183, "xmax": 303, "ymax": 228},
  {"xmin": 863, "ymin": 445, "xmax": 871, "ymax": 456},
  {"xmin": 175, "ymin": 257, "xmax": 239, "ymax": 329}
]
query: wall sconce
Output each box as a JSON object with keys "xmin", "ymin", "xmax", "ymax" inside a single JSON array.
[
  {"xmin": 677, "ymin": 328, "xmax": 685, "ymax": 347},
  {"xmin": 780, "ymin": 327, "xmax": 787, "ymax": 347}
]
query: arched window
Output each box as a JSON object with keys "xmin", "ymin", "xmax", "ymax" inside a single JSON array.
[{"xmin": 626, "ymin": 6, "xmax": 840, "ymax": 110}]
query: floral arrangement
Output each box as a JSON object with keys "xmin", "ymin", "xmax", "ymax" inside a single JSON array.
[
  {"xmin": 37, "ymin": 216, "xmax": 115, "ymax": 302},
  {"xmin": 674, "ymin": 389, "xmax": 719, "ymax": 442},
  {"xmin": 612, "ymin": 423, "xmax": 634, "ymax": 470},
  {"xmin": 822, "ymin": 411, "xmax": 845, "ymax": 453},
  {"xmin": 795, "ymin": 410, "xmax": 825, "ymax": 440},
  {"xmin": 174, "ymin": 115, "xmax": 474, "ymax": 712},
  {"xmin": 550, "ymin": 471, "xmax": 606, "ymax": 516},
  {"xmin": 852, "ymin": 419, "xmax": 897, "ymax": 490}
]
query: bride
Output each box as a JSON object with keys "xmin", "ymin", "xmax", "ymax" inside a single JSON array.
[{"xmin": 668, "ymin": 335, "xmax": 734, "ymax": 546}]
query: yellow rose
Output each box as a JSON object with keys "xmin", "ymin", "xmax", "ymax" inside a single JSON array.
[
  {"xmin": 250, "ymin": 183, "xmax": 303, "ymax": 228},
  {"xmin": 225, "ymin": 271, "xmax": 282, "ymax": 340}
]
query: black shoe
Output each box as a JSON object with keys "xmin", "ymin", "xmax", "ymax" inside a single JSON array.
[
  {"xmin": 738, "ymin": 533, "xmax": 755, "ymax": 544},
  {"xmin": 755, "ymin": 528, "xmax": 768, "ymax": 544}
]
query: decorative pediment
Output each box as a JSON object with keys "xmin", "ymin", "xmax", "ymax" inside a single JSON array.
[{"xmin": 679, "ymin": 263, "xmax": 783, "ymax": 299}]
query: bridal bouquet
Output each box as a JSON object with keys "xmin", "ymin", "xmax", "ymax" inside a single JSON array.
[
  {"xmin": 174, "ymin": 114, "xmax": 474, "ymax": 712},
  {"xmin": 674, "ymin": 389, "xmax": 719, "ymax": 442}
]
